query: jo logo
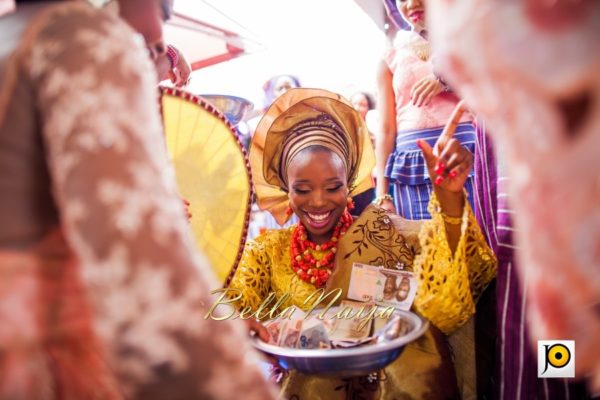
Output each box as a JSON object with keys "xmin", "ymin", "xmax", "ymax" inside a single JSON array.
[{"xmin": 538, "ymin": 340, "xmax": 575, "ymax": 378}]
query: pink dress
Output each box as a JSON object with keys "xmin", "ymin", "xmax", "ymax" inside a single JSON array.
[
  {"xmin": 383, "ymin": 30, "xmax": 475, "ymax": 220},
  {"xmin": 0, "ymin": 2, "xmax": 276, "ymax": 399},
  {"xmin": 384, "ymin": 30, "xmax": 470, "ymax": 132}
]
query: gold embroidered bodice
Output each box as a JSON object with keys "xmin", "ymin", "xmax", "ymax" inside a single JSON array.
[
  {"xmin": 228, "ymin": 225, "xmax": 316, "ymax": 312},
  {"xmin": 230, "ymin": 194, "xmax": 496, "ymax": 334}
]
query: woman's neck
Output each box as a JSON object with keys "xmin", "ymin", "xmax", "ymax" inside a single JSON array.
[
  {"xmin": 306, "ymin": 229, "xmax": 335, "ymax": 245},
  {"xmin": 413, "ymin": 27, "xmax": 428, "ymax": 41}
]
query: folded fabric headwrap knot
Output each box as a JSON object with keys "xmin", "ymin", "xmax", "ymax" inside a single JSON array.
[
  {"xmin": 250, "ymin": 88, "xmax": 375, "ymax": 225},
  {"xmin": 279, "ymin": 114, "xmax": 354, "ymax": 191}
]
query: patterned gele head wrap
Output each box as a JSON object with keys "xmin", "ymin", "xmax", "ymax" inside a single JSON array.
[
  {"xmin": 250, "ymin": 88, "xmax": 375, "ymax": 225},
  {"xmin": 278, "ymin": 114, "xmax": 352, "ymax": 191}
]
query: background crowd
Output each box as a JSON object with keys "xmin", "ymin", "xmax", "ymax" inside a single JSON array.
[{"xmin": 0, "ymin": 0, "xmax": 597, "ymax": 399}]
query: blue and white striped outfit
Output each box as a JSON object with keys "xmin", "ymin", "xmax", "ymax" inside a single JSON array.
[{"xmin": 384, "ymin": 122, "xmax": 476, "ymax": 219}]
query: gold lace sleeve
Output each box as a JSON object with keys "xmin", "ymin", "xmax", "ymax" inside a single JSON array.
[
  {"xmin": 413, "ymin": 193, "xmax": 497, "ymax": 334},
  {"xmin": 228, "ymin": 232, "xmax": 274, "ymax": 311}
]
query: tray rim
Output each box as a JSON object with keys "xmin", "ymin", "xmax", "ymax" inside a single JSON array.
[{"xmin": 251, "ymin": 308, "xmax": 429, "ymax": 359}]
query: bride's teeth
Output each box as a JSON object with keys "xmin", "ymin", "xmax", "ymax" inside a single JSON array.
[{"xmin": 308, "ymin": 212, "xmax": 330, "ymax": 221}]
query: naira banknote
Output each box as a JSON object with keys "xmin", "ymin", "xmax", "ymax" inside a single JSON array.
[
  {"xmin": 297, "ymin": 318, "xmax": 331, "ymax": 349},
  {"xmin": 328, "ymin": 300, "xmax": 373, "ymax": 343},
  {"xmin": 373, "ymin": 314, "xmax": 411, "ymax": 343},
  {"xmin": 279, "ymin": 319, "xmax": 302, "ymax": 348},
  {"xmin": 264, "ymin": 320, "xmax": 283, "ymax": 345},
  {"xmin": 347, "ymin": 263, "xmax": 417, "ymax": 310}
]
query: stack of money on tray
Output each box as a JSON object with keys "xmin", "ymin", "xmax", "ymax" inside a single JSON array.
[{"xmin": 264, "ymin": 300, "xmax": 410, "ymax": 350}]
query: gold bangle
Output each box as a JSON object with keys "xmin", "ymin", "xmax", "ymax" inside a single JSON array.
[
  {"xmin": 441, "ymin": 213, "xmax": 462, "ymax": 225},
  {"xmin": 373, "ymin": 194, "xmax": 393, "ymax": 206}
]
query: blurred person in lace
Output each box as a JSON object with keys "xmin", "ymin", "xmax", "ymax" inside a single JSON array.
[
  {"xmin": 228, "ymin": 88, "xmax": 496, "ymax": 399},
  {"xmin": 375, "ymin": 0, "xmax": 476, "ymax": 220},
  {"xmin": 473, "ymin": 121, "xmax": 591, "ymax": 399},
  {"xmin": 0, "ymin": 1, "xmax": 277, "ymax": 399},
  {"xmin": 426, "ymin": 0, "xmax": 600, "ymax": 393},
  {"xmin": 95, "ymin": 0, "xmax": 192, "ymax": 87},
  {"xmin": 0, "ymin": 0, "xmax": 14, "ymax": 16}
]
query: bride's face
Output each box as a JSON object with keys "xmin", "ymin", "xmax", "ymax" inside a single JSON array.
[{"xmin": 287, "ymin": 147, "xmax": 349, "ymax": 245}]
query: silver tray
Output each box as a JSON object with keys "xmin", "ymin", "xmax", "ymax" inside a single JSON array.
[
  {"xmin": 199, "ymin": 94, "xmax": 253, "ymax": 125},
  {"xmin": 251, "ymin": 308, "xmax": 428, "ymax": 376}
]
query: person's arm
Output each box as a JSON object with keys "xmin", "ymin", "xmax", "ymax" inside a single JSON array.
[
  {"xmin": 410, "ymin": 74, "xmax": 445, "ymax": 107},
  {"xmin": 26, "ymin": 6, "xmax": 275, "ymax": 399},
  {"xmin": 432, "ymin": 187, "xmax": 463, "ymax": 254},
  {"xmin": 375, "ymin": 58, "xmax": 398, "ymax": 213},
  {"xmin": 412, "ymin": 103, "xmax": 496, "ymax": 334},
  {"xmin": 412, "ymin": 191, "xmax": 496, "ymax": 334},
  {"xmin": 418, "ymin": 102, "xmax": 472, "ymax": 254},
  {"xmin": 155, "ymin": 44, "xmax": 192, "ymax": 87}
]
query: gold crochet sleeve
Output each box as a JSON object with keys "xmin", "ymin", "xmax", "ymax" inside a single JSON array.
[
  {"xmin": 413, "ymin": 193, "xmax": 497, "ymax": 334},
  {"xmin": 228, "ymin": 232, "xmax": 274, "ymax": 311}
]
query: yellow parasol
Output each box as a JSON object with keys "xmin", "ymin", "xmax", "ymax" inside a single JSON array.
[{"xmin": 160, "ymin": 87, "xmax": 252, "ymax": 285}]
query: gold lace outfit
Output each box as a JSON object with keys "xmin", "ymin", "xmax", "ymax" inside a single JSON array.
[
  {"xmin": 229, "ymin": 196, "xmax": 496, "ymax": 399},
  {"xmin": 234, "ymin": 88, "xmax": 496, "ymax": 399}
]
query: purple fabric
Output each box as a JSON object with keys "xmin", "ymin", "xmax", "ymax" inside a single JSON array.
[
  {"xmin": 382, "ymin": 0, "xmax": 411, "ymax": 30},
  {"xmin": 473, "ymin": 120, "xmax": 589, "ymax": 400},
  {"xmin": 473, "ymin": 121, "xmax": 498, "ymax": 253}
]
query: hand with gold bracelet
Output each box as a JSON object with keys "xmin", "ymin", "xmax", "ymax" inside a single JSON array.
[
  {"xmin": 375, "ymin": 101, "xmax": 471, "ymax": 229},
  {"xmin": 373, "ymin": 193, "xmax": 396, "ymax": 213},
  {"xmin": 418, "ymin": 101, "xmax": 472, "ymax": 252}
]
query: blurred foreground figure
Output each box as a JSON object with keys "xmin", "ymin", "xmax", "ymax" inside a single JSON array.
[
  {"xmin": 0, "ymin": 1, "xmax": 276, "ymax": 399},
  {"xmin": 427, "ymin": 0, "xmax": 600, "ymax": 391}
]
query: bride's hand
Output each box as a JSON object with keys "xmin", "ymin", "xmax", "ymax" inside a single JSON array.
[
  {"xmin": 246, "ymin": 318, "xmax": 270, "ymax": 342},
  {"xmin": 417, "ymin": 101, "xmax": 473, "ymax": 194},
  {"xmin": 246, "ymin": 319, "xmax": 282, "ymax": 380}
]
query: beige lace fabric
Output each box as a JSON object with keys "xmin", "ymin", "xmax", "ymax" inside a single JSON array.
[{"xmin": 0, "ymin": 3, "xmax": 275, "ymax": 399}]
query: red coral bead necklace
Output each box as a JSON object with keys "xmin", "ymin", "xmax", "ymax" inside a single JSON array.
[{"xmin": 290, "ymin": 208, "xmax": 353, "ymax": 288}]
